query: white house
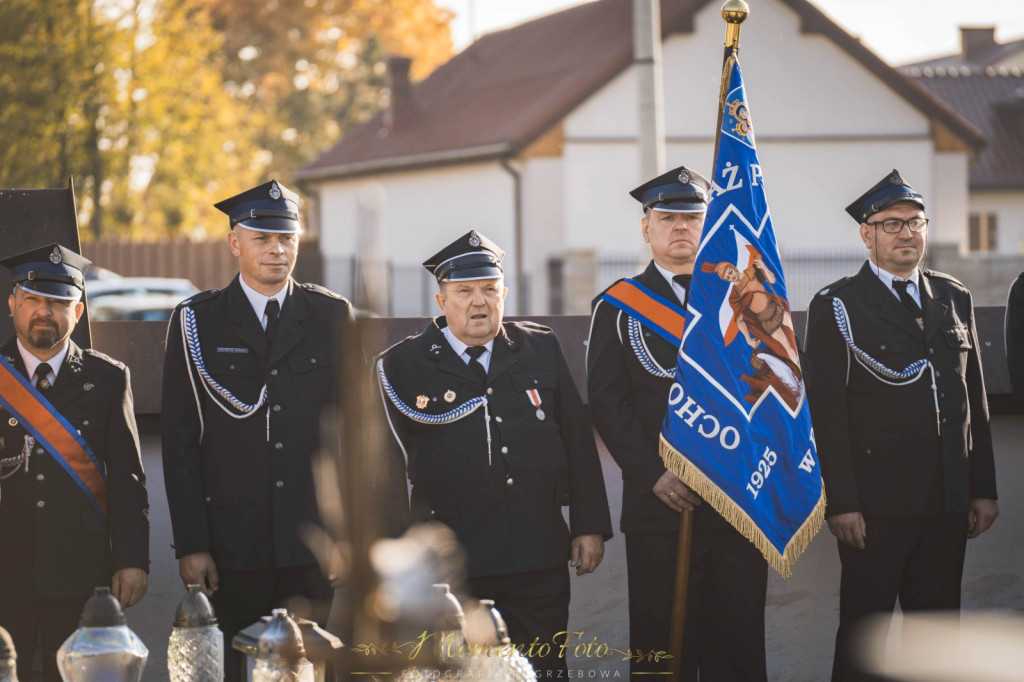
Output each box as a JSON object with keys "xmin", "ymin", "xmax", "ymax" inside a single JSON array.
[
  {"xmin": 902, "ymin": 27, "xmax": 1024, "ymax": 256},
  {"xmin": 298, "ymin": 0, "xmax": 982, "ymax": 315}
]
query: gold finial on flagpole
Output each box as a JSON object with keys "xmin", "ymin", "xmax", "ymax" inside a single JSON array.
[{"xmin": 722, "ymin": 0, "xmax": 749, "ymax": 48}]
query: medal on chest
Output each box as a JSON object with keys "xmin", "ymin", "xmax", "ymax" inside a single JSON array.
[{"xmin": 526, "ymin": 388, "xmax": 545, "ymax": 421}]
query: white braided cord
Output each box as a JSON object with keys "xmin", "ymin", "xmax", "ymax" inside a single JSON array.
[
  {"xmin": 182, "ymin": 307, "xmax": 267, "ymax": 420},
  {"xmin": 832, "ymin": 297, "xmax": 941, "ymax": 432},
  {"xmin": 627, "ymin": 315, "xmax": 676, "ymax": 379},
  {"xmin": 376, "ymin": 357, "xmax": 494, "ymax": 465}
]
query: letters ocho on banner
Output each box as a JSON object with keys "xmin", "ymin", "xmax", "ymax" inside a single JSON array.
[{"xmin": 660, "ymin": 57, "xmax": 824, "ymax": 578}]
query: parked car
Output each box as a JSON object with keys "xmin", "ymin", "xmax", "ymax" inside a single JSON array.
[{"xmin": 86, "ymin": 276, "xmax": 199, "ymax": 321}]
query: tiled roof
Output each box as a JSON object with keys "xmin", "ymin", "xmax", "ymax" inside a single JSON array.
[
  {"xmin": 299, "ymin": 0, "xmax": 983, "ymax": 181},
  {"xmin": 903, "ymin": 65, "xmax": 1024, "ymax": 189}
]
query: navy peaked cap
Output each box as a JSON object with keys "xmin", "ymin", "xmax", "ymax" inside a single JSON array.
[
  {"xmin": 630, "ymin": 165, "xmax": 711, "ymax": 213},
  {"xmin": 1, "ymin": 243, "xmax": 91, "ymax": 300},
  {"xmin": 423, "ymin": 230, "xmax": 505, "ymax": 283},
  {"xmin": 845, "ymin": 169, "xmax": 925, "ymax": 223},
  {"xmin": 214, "ymin": 179, "xmax": 302, "ymax": 233}
]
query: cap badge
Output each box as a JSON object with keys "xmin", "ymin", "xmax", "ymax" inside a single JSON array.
[
  {"xmin": 49, "ymin": 246, "xmax": 63, "ymax": 265},
  {"xmin": 269, "ymin": 181, "xmax": 282, "ymax": 200},
  {"xmin": 444, "ymin": 390, "xmax": 456, "ymax": 403},
  {"xmin": 416, "ymin": 395, "xmax": 429, "ymax": 410},
  {"xmin": 468, "ymin": 235, "xmax": 481, "ymax": 247},
  {"xmin": 678, "ymin": 170, "xmax": 691, "ymax": 185}
]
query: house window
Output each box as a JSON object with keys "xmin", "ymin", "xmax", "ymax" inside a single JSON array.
[{"xmin": 968, "ymin": 213, "xmax": 997, "ymax": 252}]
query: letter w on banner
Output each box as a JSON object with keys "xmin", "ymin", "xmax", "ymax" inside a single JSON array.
[{"xmin": 659, "ymin": 57, "xmax": 824, "ymax": 578}]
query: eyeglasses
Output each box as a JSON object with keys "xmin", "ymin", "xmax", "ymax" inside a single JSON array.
[{"xmin": 867, "ymin": 217, "xmax": 929, "ymax": 234}]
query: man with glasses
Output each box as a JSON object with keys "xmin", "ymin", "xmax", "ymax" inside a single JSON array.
[{"xmin": 805, "ymin": 170, "xmax": 998, "ymax": 681}]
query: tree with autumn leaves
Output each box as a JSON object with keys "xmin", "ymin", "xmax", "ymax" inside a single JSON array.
[{"xmin": 0, "ymin": 0, "xmax": 452, "ymax": 238}]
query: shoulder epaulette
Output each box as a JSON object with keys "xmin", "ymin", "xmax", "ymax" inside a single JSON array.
[
  {"xmin": 82, "ymin": 347, "xmax": 127, "ymax": 370},
  {"xmin": 300, "ymin": 282, "xmax": 348, "ymax": 301},
  {"xmin": 509, "ymin": 320, "xmax": 553, "ymax": 334},
  {"xmin": 375, "ymin": 333, "xmax": 420, "ymax": 362},
  {"xmin": 177, "ymin": 288, "xmax": 221, "ymax": 309},
  {"xmin": 922, "ymin": 269, "xmax": 966, "ymax": 288},
  {"xmin": 813, "ymin": 276, "xmax": 854, "ymax": 298}
]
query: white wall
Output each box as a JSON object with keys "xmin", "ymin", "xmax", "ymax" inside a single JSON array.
[
  {"xmin": 561, "ymin": 0, "xmax": 968, "ymax": 290},
  {"xmin": 317, "ymin": 162, "xmax": 518, "ymax": 315},
  {"xmin": 971, "ymin": 190, "xmax": 1024, "ymax": 254}
]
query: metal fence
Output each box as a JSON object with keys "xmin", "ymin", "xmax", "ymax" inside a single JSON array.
[{"xmin": 82, "ymin": 238, "xmax": 323, "ymax": 291}]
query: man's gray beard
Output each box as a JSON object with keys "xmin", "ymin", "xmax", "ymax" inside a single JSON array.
[{"xmin": 27, "ymin": 326, "xmax": 59, "ymax": 350}]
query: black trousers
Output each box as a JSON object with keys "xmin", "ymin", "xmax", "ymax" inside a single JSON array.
[
  {"xmin": 626, "ymin": 504, "xmax": 767, "ymax": 681},
  {"xmin": 468, "ymin": 565, "xmax": 571, "ymax": 678},
  {"xmin": 832, "ymin": 513, "xmax": 968, "ymax": 682},
  {"xmin": 0, "ymin": 597, "xmax": 88, "ymax": 682},
  {"xmin": 213, "ymin": 564, "xmax": 333, "ymax": 682}
]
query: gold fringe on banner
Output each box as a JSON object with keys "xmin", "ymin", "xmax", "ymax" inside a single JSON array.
[{"xmin": 660, "ymin": 435, "xmax": 826, "ymax": 579}]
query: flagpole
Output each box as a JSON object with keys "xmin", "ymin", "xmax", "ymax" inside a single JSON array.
[{"xmin": 666, "ymin": 1, "xmax": 749, "ymax": 677}]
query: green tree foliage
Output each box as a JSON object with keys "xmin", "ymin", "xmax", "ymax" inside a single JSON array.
[
  {"xmin": 0, "ymin": 0, "xmax": 452, "ymax": 238},
  {"xmin": 209, "ymin": 0, "xmax": 454, "ymax": 181}
]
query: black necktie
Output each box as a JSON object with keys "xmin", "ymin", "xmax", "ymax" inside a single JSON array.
[
  {"xmin": 673, "ymin": 274, "xmax": 692, "ymax": 306},
  {"xmin": 465, "ymin": 346, "xmax": 488, "ymax": 384},
  {"xmin": 35, "ymin": 362, "xmax": 53, "ymax": 395},
  {"xmin": 892, "ymin": 280, "xmax": 923, "ymax": 329},
  {"xmin": 264, "ymin": 299, "xmax": 280, "ymax": 345}
]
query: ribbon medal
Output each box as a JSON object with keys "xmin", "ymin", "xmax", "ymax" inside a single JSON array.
[{"xmin": 526, "ymin": 389, "xmax": 545, "ymax": 421}]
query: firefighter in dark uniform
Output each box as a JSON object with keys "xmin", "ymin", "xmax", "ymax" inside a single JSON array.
[
  {"xmin": 586, "ymin": 167, "xmax": 768, "ymax": 680},
  {"xmin": 0, "ymin": 244, "xmax": 149, "ymax": 682},
  {"xmin": 1005, "ymin": 270, "xmax": 1024, "ymax": 399},
  {"xmin": 376, "ymin": 231, "xmax": 612, "ymax": 677},
  {"xmin": 161, "ymin": 181, "xmax": 354, "ymax": 681},
  {"xmin": 805, "ymin": 170, "xmax": 999, "ymax": 681}
]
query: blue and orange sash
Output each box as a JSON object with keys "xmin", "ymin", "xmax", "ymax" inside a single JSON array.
[
  {"xmin": 0, "ymin": 354, "xmax": 107, "ymax": 519},
  {"xmin": 600, "ymin": 278, "xmax": 686, "ymax": 347}
]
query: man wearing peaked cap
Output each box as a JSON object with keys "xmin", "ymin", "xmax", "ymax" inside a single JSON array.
[
  {"xmin": 161, "ymin": 180, "xmax": 356, "ymax": 680},
  {"xmin": 587, "ymin": 165, "xmax": 769, "ymax": 680},
  {"xmin": 377, "ymin": 230, "xmax": 612, "ymax": 677},
  {"xmin": 0, "ymin": 243, "xmax": 149, "ymax": 682},
  {"xmin": 805, "ymin": 170, "xmax": 998, "ymax": 680}
]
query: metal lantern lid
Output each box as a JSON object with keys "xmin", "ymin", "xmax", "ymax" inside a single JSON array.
[
  {"xmin": 79, "ymin": 587, "xmax": 126, "ymax": 627},
  {"xmin": 173, "ymin": 585, "xmax": 218, "ymax": 628},
  {"xmin": 479, "ymin": 600, "xmax": 510, "ymax": 645},
  {"xmin": 0, "ymin": 626, "xmax": 15, "ymax": 663},
  {"xmin": 431, "ymin": 584, "xmax": 465, "ymax": 632},
  {"xmin": 256, "ymin": 610, "xmax": 305, "ymax": 663}
]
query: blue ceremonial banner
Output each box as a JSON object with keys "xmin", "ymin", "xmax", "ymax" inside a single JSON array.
[{"xmin": 659, "ymin": 57, "xmax": 824, "ymax": 577}]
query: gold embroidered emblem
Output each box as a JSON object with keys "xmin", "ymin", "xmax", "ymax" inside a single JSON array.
[{"xmin": 727, "ymin": 98, "xmax": 752, "ymax": 138}]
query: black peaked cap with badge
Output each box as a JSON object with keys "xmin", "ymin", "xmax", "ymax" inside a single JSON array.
[
  {"xmin": 422, "ymin": 230, "xmax": 505, "ymax": 283},
  {"xmin": 630, "ymin": 165, "xmax": 712, "ymax": 213},
  {"xmin": 0, "ymin": 243, "xmax": 91, "ymax": 300},
  {"xmin": 214, "ymin": 179, "xmax": 302, "ymax": 233},
  {"xmin": 845, "ymin": 169, "xmax": 925, "ymax": 224}
]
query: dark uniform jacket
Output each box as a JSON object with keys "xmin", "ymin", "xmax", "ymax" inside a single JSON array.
[
  {"xmin": 1005, "ymin": 271, "xmax": 1024, "ymax": 398},
  {"xmin": 805, "ymin": 262, "xmax": 997, "ymax": 518},
  {"xmin": 161, "ymin": 275, "xmax": 353, "ymax": 571},
  {"xmin": 587, "ymin": 261, "xmax": 681, "ymax": 535},
  {"xmin": 0, "ymin": 339, "xmax": 149, "ymax": 600},
  {"xmin": 377, "ymin": 318, "xmax": 612, "ymax": 578}
]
